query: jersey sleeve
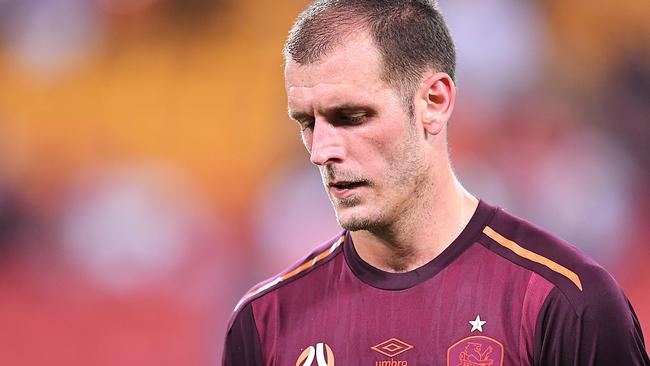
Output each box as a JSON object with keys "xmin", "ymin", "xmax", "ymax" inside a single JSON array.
[
  {"xmin": 222, "ymin": 302, "xmax": 265, "ymax": 366},
  {"xmin": 534, "ymin": 279, "xmax": 649, "ymax": 365}
]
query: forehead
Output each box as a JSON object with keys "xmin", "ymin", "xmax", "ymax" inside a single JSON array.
[
  {"xmin": 284, "ymin": 32, "xmax": 392, "ymax": 108},
  {"xmin": 285, "ymin": 32, "xmax": 380, "ymax": 85}
]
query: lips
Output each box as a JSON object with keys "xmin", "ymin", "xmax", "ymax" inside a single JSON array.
[
  {"xmin": 328, "ymin": 181, "xmax": 367, "ymax": 199},
  {"xmin": 330, "ymin": 181, "xmax": 363, "ymax": 189}
]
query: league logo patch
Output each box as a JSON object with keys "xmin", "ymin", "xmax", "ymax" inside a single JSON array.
[
  {"xmin": 296, "ymin": 342, "xmax": 335, "ymax": 366},
  {"xmin": 447, "ymin": 336, "xmax": 503, "ymax": 366}
]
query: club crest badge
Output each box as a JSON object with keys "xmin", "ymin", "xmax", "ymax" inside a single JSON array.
[{"xmin": 447, "ymin": 336, "xmax": 503, "ymax": 366}]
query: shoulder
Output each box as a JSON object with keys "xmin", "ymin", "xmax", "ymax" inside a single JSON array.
[
  {"xmin": 477, "ymin": 205, "xmax": 649, "ymax": 363},
  {"xmin": 479, "ymin": 206, "xmax": 620, "ymax": 312},
  {"xmin": 226, "ymin": 232, "xmax": 346, "ymax": 331}
]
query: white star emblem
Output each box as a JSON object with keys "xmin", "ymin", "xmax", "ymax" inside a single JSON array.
[{"xmin": 469, "ymin": 315, "xmax": 486, "ymax": 332}]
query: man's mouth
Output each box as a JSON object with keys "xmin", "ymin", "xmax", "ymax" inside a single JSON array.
[
  {"xmin": 330, "ymin": 181, "xmax": 365, "ymax": 190},
  {"xmin": 328, "ymin": 180, "xmax": 367, "ymax": 199}
]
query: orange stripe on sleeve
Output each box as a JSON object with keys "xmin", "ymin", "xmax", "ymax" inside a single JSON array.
[
  {"xmin": 483, "ymin": 226, "xmax": 583, "ymax": 291},
  {"xmin": 234, "ymin": 235, "xmax": 345, "ymax": 311}
]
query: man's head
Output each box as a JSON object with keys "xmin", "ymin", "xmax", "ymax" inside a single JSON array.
[
  {"xmin": 284, "ymin": 0, "xmax": 457, "ymax": 232},
  {"xmin": 284, "ymin": 0, "xmax": 455, "ymax": 116}
]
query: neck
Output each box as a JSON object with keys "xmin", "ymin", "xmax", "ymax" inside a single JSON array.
[{"xmin": 350, "ymin": 167, "xmax": 478, "ymax": 273}]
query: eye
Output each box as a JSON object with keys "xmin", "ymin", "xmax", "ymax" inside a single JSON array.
[
  {"xmin": 336, "ymin": 112, "xmax": 367, "ymax": 125},
  {"xmin": 297, "ymin": 117, "xmax": 315, "ymax": 131}
]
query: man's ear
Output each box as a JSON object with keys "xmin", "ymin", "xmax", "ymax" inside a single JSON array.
[{"xmin": 416, "ymin": 72, "xmax": 456, "ymax": 136}]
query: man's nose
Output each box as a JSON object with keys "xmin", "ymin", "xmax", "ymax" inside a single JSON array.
[{"xmin": 309, "ymin": 118, "xmax": 344, "ymax": 166}]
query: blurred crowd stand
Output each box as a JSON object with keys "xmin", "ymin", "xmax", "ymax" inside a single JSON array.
[{"xmin": 0, "ymin": 0, "xmax": 648, "ymax": 364}]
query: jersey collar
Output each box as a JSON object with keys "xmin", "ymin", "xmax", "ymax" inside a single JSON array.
[{"xmin": 343, "ymin": 200, "xmax": 497, "ymax": 290}]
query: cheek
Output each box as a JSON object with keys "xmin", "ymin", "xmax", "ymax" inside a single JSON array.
[
  {"xmin": 382, "ymin": 126, "xmax": 423, "ymax": 177},
  {"xmin": 371, "ymin": 124, "xmax": 413, "ymax": 161},
  {"xmin": 359, "ymin": 118, "xmax": 403, "ymax": 152},
  {"xmin": 353, "ymin": 132, "xmax": 406, "ymax": 185}
]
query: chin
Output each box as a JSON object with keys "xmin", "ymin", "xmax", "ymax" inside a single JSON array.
[
  {"xmin": 331, "ymin": 195, "xmax": 387, "ymax": 231},
  {"xmin": 335, "ymin": 207, "xmax": 380, "ymax": 232},
  {"xmin": 339, "ymin": 219, "xmax": 372, "ymax": 232}
]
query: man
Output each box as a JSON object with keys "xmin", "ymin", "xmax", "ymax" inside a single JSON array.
[{"xmin": 223, "ymin": 1, "xmax": 649, "ymax": 364}]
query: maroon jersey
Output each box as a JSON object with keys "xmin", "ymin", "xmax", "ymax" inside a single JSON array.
[{"xmin": 223, "ymin": 201, "xmax": 648, "ymax": 365}]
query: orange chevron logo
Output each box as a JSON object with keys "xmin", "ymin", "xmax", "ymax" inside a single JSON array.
[{"xmin": 371, "ymin": 338, "xmax": 414, "ymax": 358}]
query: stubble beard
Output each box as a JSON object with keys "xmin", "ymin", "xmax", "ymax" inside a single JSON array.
[
  {"xmin": 323, "ymin": 123, "xmax": 429, "ymax": 234},
  {"xmin": 331, "ymin": 162, "xmax": 428, "ymax": 234},
  {"xmin": 334, "ymin": 196, "xmax": 382, "ymax": 232},
  {"xmin": 316, "ymin": 164, "xmax": 374, "ymax": 231}
]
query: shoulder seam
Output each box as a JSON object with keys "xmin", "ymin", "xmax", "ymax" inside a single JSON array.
[
  {"xmin": 233, "ymin": 234, "xmax": 346, "ymax": 312},
  {"xmin": 482, "ymin": 226, "xmax": 583, "ymax": 291}
]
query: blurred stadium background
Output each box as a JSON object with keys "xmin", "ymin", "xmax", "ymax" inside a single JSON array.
[{"xmin": 0, "ymin": 0, "xmax": 648, "ymax": 364}]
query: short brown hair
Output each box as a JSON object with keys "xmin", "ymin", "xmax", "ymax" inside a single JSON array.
[{"xmin": 284, "ymin": 0, "xmax": 456, "ymax": 115}]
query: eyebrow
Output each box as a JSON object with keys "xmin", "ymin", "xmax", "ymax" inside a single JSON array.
[
  {"xmin": 288, "ymin": 111, "xmax": 312, "ymax": 122},
  {"xmin": 288, "ymin": 103, "xmax": 375, "ymax": 121}
]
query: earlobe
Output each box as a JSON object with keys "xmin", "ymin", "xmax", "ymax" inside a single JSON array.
[{"xmin": 420, "ymin": 73, "xmax": 455, "ymax": 136}]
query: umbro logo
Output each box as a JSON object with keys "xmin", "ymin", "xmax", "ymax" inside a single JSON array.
[
  {"xmin": 371, "ymin": 338, "xmax": 414, "ymax": 366},
  {"xmin": 296, "ymin": 342, "xmax": 335, "ymax": 366}
]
